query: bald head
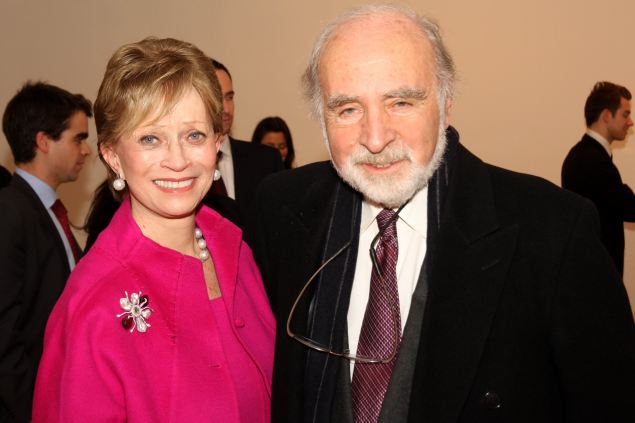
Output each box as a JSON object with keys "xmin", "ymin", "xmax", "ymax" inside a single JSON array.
[
  {"xmin": 307, "ymin": 5, "xmax": 455, "ymax": 208},
  {"xmin": 302, "ymin": 4, "xmax": 455, "ymax": 123}
]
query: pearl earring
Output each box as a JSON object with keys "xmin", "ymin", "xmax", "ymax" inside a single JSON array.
[
  {"xmin": 113, "ymin": 176, "xmax": 126, "ymax": 191},
  {"xmin": 213, "ymin": 169, "xmax": 221, "ymax": 181}
]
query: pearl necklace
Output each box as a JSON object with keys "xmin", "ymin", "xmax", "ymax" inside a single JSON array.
[{"xmin": 194, "ymin": 227, "xmax": 210, "ymax": 262}]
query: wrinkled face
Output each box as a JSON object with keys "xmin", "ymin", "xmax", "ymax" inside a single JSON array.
[
  {"xmin": 606, "ymin": 97, "xmax": 633, "ymax": 142},
  {"xmin": 319, "ymin": 15, "xmax": 450, "ymax": 208},
  {"xmin": 261, "ymin": 131, "xmax": 288, "ymax": 161},
  {"xmin": 102, "ymin": 88, "xmax": 220, "ymax": 223},
  {"xmin": 47, "ymin": 111, "xmax": 91, "ymax": 187},
  {"xmin": 216, "ymin": 69, "xmax": 234, "ymax": 135}
]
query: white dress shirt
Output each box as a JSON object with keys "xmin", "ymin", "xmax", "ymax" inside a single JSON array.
[
  {"xmin": 217, "ymin": 135, "xmax": 236, "ymax": 199},
  {"xmin": 348, "ymin": 186, "xmax": 428, "ymax": 373}
]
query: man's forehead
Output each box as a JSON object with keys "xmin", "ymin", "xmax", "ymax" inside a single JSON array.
[
  {"xmin": 319, "ymin": 36, "xmax": 435, "ymax": 97},
  {"xmin": 319, "ymin": 15, "xmax": 431, "ymax": 70}
]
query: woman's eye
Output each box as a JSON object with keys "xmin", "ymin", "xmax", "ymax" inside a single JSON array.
[
  {"xmin": 188, "ymin": 131, "xmax": 206, "ymax": 142},
  {"xmin": 139, "ymin": 135, "xmax": 158, "ymax": 145}
]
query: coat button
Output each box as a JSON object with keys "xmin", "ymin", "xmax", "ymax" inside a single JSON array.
[
  {"xmin": 234, "ymin": 318, "xmax": 245, "ymax": 328},
  {"xmin": 483, "ymin": 391, "xmax": 502, "ymax": 409}
]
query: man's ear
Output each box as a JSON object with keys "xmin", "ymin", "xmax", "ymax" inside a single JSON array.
[
  {"xmin": 600, "ymin": 108, "xmax": 613, "ymax": 123},
  {"xmin": 443, "ymin": 97, "xmax": 453, "ymax": 128},
  {"xmin": 101, "ymin": 145, "xmax": 124, "ymax": 178},
  {"xmin": 35, "ymin": 131, "xmax": 52, "ymax": 153}
]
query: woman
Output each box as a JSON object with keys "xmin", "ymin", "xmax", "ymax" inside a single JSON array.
[
  {"xmin": 251, "ymin": 116, "xmax": 295, "ymax": 169},
  {"xmin": 33, "ymin": 38, "xmax": 274, "ymax": 422}
]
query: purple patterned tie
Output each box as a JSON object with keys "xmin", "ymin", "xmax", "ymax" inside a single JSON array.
[{"xmin": 351, "ymin": 209, "xmax": 401, "ymax": 423}]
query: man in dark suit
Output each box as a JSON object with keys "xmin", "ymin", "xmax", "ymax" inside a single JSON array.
[
  {"xmin": 562, "ymin": 81, "xmax": 635, "ymax": 276},
  {"xmin": 247, "ymin": 5, "xmax": 635, "ymax": 422},
  {"xmin": 0, "ymin": 165, "xmax": 11, "ymax": 188},
  {"xmin": 0, "ymin": 82, "xmax": 92, "ymax": 422},
  {"xmin": 203, "ymin": 60, "xmax": 283, "ymax": 217}
]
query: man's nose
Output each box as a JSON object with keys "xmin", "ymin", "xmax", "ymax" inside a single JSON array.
[
  {"xmin": 361, "ymin": 107, "xmax": 395, "ymax": 153},
  {"xmin": 81, "ymin": 141, "xmax": 91, "ymax": 156}
]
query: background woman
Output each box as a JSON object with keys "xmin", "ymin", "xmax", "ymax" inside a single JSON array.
[
  {"xmin": 33, "ymin": 38, "xmax": 274, "ymax": 422},
  {"xmin": 251, "ymin": 116, "xmax": 295, "ymax": 169}
]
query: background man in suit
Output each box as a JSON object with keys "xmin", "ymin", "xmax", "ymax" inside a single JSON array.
[
  {"xmin": 0, "ymin": 165, "xmax": 10, "ymax": 188},
  {"xmin": 562, "ymin": 82, "xmax": 635, "ymax": 276},
  {"xmin": 205, "ymin": 59, "xmax": 283, "ymax": 217},
  {"xmin": 0, "ymin": 82, "xmax": 92, "ymax": 422},
  {"xmin": 247, "ymin": 5, "xmax": 635, "ymax": 422}
]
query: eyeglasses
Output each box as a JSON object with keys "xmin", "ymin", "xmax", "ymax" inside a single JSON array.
[{"xmin": 286, "ymin": 209, "xmax": 403, "ymax": 364}]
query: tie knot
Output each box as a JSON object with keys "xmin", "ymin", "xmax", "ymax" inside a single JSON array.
[
  {"xmin": 376, "ymin": 209, "xmax": 397, "ymax": 232},
  {"xmin": 51, "ymin": 199, "xmax": 67, "ymax": 217}
]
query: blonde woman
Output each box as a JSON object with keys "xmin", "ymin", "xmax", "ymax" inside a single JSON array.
[{"xmin": 33, "ymin": 38, "xmax": 274, "ymax": 422}]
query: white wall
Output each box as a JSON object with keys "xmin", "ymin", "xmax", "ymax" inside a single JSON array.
[{"xmin": 2, "ymin": 0, "xmax": 634, "ymax": 310}]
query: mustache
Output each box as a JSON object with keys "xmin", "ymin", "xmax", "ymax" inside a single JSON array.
[{"xmin": 350, "ymin": 145, "xmax": 412, "ymax": 166}]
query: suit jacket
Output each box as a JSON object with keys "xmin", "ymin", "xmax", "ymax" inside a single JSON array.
[
  {"xmin": 247, "ymin": 131, "xmax": 635, "ymax": 422},
  {"xmin": 229, "ymin": 137, "xmax": 284, "ymax": 216},
  {"xmin": 562, "ymin": 134, "xmax": 635, "ymax": 275},
  {"xmin": 0, "ymin": 175, "xmax": 71, "ymax": 422},
  {"xmin": 0, "ymin": 165, "xmax": 10, "ymax": 188}
]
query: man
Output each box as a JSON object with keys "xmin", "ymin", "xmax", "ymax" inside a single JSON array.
[
  {"xmin": 562, "ymin": 82, "xmax": 635, "ymax": 276},
  {"xmin": 247, "ymin": 5, "xmax": 635, "ymax": 423},
  {"xmin": 0, "ymin": 82, "xmax": 92, "ymax": 422},
  {"xmin": 204, "ymin": 59, "xmax": 283, "ymax": 217},
  {"xmin": 0, "ymin": 165, "xmax": 10, "ymax": 188}
]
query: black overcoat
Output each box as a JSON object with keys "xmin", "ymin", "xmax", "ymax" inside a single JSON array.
[{"xmin": 248, "ymin": 136, "xmax": 635, "ymax": 422}]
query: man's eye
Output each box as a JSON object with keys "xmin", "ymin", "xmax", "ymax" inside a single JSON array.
[
  {"xmin": 394, "ymin": 100, "xmax": 412, "ymax": 108},
  {"xmin": 340, "ymin": 107, "xmax": 358, "ymax": 117}
]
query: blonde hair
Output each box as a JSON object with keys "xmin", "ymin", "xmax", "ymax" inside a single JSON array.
[{"xmin": 94, "ymin": 37, "xmax": 222, "ymax": 193}]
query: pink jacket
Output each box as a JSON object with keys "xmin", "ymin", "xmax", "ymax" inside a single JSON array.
[{"xmin": 33, "ymin": 198, "xmax": 275, "ymax": 422}]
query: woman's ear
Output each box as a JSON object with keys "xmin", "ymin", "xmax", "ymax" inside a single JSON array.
[
  {"xmin": 101, "ymin": 145, "xmax": 124, "ymax": 178},
  {"xmin": 214, "ymin": 132, "xmax": 223, "ymax": 153}
]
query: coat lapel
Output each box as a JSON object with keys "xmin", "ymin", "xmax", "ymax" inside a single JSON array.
[
  {"xmin": 13, "ymin": 174, "xmax": 71, "ymax": 274},
  {"xmin": 410, "ymin": 145, "xmax": 519, "ymax": 422}
]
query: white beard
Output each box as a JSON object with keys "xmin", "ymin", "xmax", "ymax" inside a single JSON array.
[{"xmin": 327, "ymin": 120, "xmax": 448, "ymax": 209}]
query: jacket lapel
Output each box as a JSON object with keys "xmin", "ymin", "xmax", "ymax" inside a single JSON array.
[
  {"xmin": 13, "ymin": 174, "xmax": 71, "ymax": 274},
  {"xmin": 410, "ymin": 145, "xmax": 519, "ymax": 422}
]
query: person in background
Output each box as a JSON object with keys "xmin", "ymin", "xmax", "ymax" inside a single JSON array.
[
  {"xmin": 0, "ymin": 164, "xmax": 11, "ymax": 188},
  {"xmin": 252, "ymin": 116, "xmax": 295, "ymax": 169},
  {"xmin": 0, "ymin": 81, "xmax": 92, "ymax": 423},
  {"xmin": 203, "ymin": 60, "xmax": 283, "ymax": 216},
  {"xmin": 247, "ymin": 4, "xmax": 635, "ymax": 422},
  {"xmin": 562, "ymin": 81, "xmax": 635, "ymax": 276},
  {"xmin": 33, "ymin": 37, "xmax": 274, "ymax": 422}
]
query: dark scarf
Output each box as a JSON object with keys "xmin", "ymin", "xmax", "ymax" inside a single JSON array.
[{"xmin": 303, "ymin": 127, "xmax": 460, "ymax": 422}]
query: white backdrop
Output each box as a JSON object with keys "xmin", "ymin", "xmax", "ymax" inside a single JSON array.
[{"xmin": 2, "ymin": 0, "xmax": 634, "ymax": 310}]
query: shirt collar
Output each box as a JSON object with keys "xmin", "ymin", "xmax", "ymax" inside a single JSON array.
[
  {"xmin": 219, "ymin": 134, "xmax": 232, "ymax": 157},
  {"xmin": 360, "ymin": 185, "xmax": 428, "ymax": 237},
  {"xmin": 586, "ymin": 129, "xmax": 612, "ymax": 157},
  {"xmin": 15, "ymin": 168, "xmax": 57, "ymax": 208}
]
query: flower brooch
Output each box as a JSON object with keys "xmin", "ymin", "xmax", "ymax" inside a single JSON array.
[{"xmin": 117, "ymin": 291, "xmax": 152, "ymax": 333}]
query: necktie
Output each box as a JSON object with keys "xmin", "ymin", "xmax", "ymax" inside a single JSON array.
[
  {"xmin": 209, "ymin": 152, "xmax": 228, "ymax": 197},
  {"xmin": 51, "ymin": 199, "xmax": 80, "ymax": 262},
  {"xmin": 351, "ymin": 209, "xmax": 401, "ymax": 423}
]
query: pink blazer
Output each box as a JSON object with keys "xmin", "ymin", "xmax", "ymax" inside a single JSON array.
[{"xmin": 33, "ymin": 198, "xmax": 275, "ymax": 422}]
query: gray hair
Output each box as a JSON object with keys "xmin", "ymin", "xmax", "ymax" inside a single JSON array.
[{"xmin": 302, "ymin": 4, "xmax": 456, "ymax": 121}]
